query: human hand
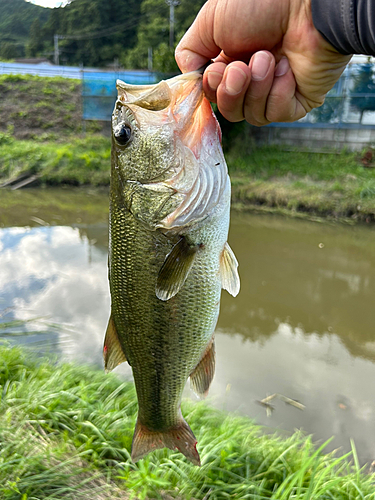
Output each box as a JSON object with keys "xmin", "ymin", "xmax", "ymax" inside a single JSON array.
[{"xmin": 175, "ymin": 0, "xmax": 351, "ymax": 125}]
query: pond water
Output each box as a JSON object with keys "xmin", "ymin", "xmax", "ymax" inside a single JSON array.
[{"xmin": 1, "ymin": 188, "xmax": 375, "ymax": 464}]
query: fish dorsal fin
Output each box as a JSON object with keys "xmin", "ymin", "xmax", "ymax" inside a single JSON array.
[
  {"xmin": 117, "ymin": 80, "xmax": 171, "ymax": 111},
  {"xmin": 220, "ymin": 242, "xmax": 240, "ymax": 297},
  {"xmin": 190, "ymin": 338, "xmax": 215, "ymax": 398},
  {"xmin": 103, "ymin": 315, "xmax": 127, "ymax": 372},
  {"xmin": 156, "ymin": 237, "xmax": 199, "ymax": 301}
]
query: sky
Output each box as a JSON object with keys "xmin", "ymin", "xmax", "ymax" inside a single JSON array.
[{"xmin": 26, "ymin": 0, "xmax": 69, "ymax": 7}]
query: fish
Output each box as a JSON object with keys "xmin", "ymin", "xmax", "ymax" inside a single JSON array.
[{"xmin": 103, "ymin": 71, "xmax": 240, "ymax": 466}]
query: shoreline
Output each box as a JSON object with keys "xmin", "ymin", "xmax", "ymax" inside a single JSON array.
[
  {"xmin": 1, "ymin": 134, "xmax": 375, "ymax": 224},
  {"xmin": 1, "ymin": 181, "xmax": 374, "ymax": 226}
]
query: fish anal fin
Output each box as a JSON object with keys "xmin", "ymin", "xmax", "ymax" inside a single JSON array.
[
  {"xmin": 131, "ymin": 416, "xmax": 200, "ymax": 466},
  {"xmin": 190, "ymin": 338, "xmax": 215, "ymax": 398},
  {"xmin": 220, "ymin": 242, "xmax": 240, "ymax": 297},
  {"xmin": 103, "ymin": 315, "xmax": 127, "ymax": 373},
  {"xmin": 156, "ymin": 237, "xmax": 198, "ymax": 301}
]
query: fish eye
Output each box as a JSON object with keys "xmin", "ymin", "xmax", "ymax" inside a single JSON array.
[{"xmin": 113, "ymin": 122, "xmax": 132, "ymax": 146}]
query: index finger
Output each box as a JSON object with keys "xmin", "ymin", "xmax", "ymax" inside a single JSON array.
[{"xmin": 175, "ymin": 2, "xmax": 220, "ymax": 72}]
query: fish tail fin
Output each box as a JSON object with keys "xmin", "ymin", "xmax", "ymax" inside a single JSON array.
[{"xmin": 131, "ymin": 416, "xmax": 201, "ymax": 466}]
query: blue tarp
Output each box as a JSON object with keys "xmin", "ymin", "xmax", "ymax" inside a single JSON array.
[
  {"xmin": 0, "ymin": 63, "xmax": 168, "ymax": 121},
  {"xmin": 82, "ymin": 70, "xmax": 164, "ymax": 121}
]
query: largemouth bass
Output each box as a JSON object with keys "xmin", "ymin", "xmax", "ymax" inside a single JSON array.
[{"xmin": 103, "ymin": 71, "xmax": 240, "ymax": 466}]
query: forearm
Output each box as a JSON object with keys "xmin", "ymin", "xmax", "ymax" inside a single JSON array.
[{"xmin": 311, "ymin": 0, "xmax": 375, "ymax": 54}]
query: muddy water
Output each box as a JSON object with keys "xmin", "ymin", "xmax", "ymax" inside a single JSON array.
[{"xmin": 1, "ymin": 189, "xmax": 375, "ymax": 463}]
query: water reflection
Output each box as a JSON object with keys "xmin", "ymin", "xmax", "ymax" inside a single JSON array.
[
  {"xmin": 1, "ymin": 192, "xmax": 375, "ymax": 463},
  {"xmin": 0, "ymin": 225, "xmax": 110, "ymax": 361}
]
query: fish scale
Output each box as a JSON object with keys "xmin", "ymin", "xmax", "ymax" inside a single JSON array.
[{"xmin": 104, "ymin": 71, "xmax": 240, "ymax": 465}]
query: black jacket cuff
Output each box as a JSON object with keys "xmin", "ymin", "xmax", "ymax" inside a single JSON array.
[{"xmin": 311, "ymin": 0, "xmax": 375, "ymax": 55}]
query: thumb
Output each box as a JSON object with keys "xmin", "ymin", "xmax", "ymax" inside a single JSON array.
[{"xmin": 175, "ymin": 1, "xmax": 220, "ymax": 72}]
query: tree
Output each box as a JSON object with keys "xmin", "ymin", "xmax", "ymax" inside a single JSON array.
[
  {"xmin": 121, "ymin": 0, "xmax": 205, "ymax": 71},
  {"xmin": 0, "ymin": 41, "xmax": 20, "ymax": 60},
  {"xmin": 26, "ymin": 19, "xmax": 44, "ymax": 57},
  {"xmin": 0, "ymin": 0, "xmax": 50, "ymax": 58},
  {"xmin": 350, "ymin": 64, "xmax": 375, "ymax": 123}
]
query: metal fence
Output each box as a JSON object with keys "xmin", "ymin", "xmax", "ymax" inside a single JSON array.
[
  {"xmin": 0, "ymin": 62, "xmax": 82, "ymax": 79},
  {"xmin": 270, "ymin": 62, "xmax": 375, "ymax": 129},
  {"xmin": 2, "ymin": 61, "xmax": 375, "ymax": 126},
  {"xmin": 0, "ymin": 62, "xmax": 167, "ymax": 121}
]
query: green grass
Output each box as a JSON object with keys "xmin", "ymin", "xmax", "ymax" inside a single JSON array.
[
  {"xmin": 1, "ymin": 132, "xmax": 375, "ymax": 220},
  {"xmin": 0, "ymin": 71, "xmax": 374, "ymax": 220},
  {"xmin": 0, "ymin": 74, "xmax": 103, "ymax": 141},
  {"xmin": 227, "ymin": 145, "xmax": 375, "ymax": 221},
  {"xmin": 0, "ymin": 133, "xmax": 111, "ymax": 186},
  {"xmin": 1, "ymin": 344, "xmax": 374, "ymax": 499}
]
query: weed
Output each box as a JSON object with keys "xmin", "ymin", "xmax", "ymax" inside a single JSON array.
[{"xmin": 0, "ymin": 345, "xmax": 374, "ymax": 499}]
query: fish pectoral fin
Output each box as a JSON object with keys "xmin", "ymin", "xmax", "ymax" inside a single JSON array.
[
  {"xmin": 131, "ymin": 416, "xmax": 200, "ymax": 466},
  {"xmin": 103, "ymin": 314, "xmax": 127, "ymax": 372},
  {"xmin": 156, "ymin": 237, "xmax": 199, "ymax": 301},
  {"xmin": 220, "ymin": 242, "xmax": 240, "ymax": 297},
  {"xmin": 190, "ymin": 338, "xmax": 215, "ymax": 398}
]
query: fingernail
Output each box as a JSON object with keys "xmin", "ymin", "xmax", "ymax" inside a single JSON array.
[
  {"xmin": 207, "ymin": 71, "xmax": 223, "ymax": 91},
  {"xmin": 275, "ymin": 57, "xmax": 290, "ymax": 77},
  {"xmin": 252, "ymin": 52, "xmax": 271, "ymax": 81},
  {"xmin": 225, "ymin": 67, "xmax": 247, "ymax": 95}
]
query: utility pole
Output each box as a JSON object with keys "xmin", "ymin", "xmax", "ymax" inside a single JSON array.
[
  {"xmin": 148, "ymin": 47, "xmax": 153, "ymax": 71},
  {"xmin": 166, "ymin": 0, "xmax": 179, "ymax": 48},
  {"xmin": 54, "ymin": 34, "xmax": 64, "ymax": 65}
]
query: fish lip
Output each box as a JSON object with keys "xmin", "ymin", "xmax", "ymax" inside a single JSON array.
[{"xmin": 116, "ymin": 70, "xmax": 202, "ymax": 93}]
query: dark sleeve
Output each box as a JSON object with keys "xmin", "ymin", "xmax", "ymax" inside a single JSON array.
[{"xmin": 311, "ymin": 0, "xmax": 375, "ymax": 55}]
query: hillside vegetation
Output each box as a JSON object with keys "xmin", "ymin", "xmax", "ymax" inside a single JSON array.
[
  {"xmin": 0, "ymin": 0, "xmax": 49, "ymax": 59},
  {"xmin": 0, "ymin": 0, "xmax": 205, "ymax": 71}
]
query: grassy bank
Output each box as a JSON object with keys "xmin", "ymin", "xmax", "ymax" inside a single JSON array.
[
  {"xmin": 0, "ymin": 133, "xmax": 110, "ymax": 186},
  {"xmin": 0, "ymin": 74, "xmax": 103, "ymax": 140},
  {"xmin": 1, "ymin": 132, "xmax": 375, "ymax": 221},
  {"xmin": 1, "ymin": 73, "xmax": 375, "ymax": 220},
  {"xmin": 228, "ymin": 145, "xmax": 375, "ymax": 222},
  {"xmin": 1, "ymin": 344, "xmax": 374, "ymax": 499}
]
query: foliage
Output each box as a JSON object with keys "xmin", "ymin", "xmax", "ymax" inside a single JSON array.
[
  {"xmin": 0, "ymin": 135, "xmax": 111, "ymax": 186},
  {"xmin": 0, "ymin": 0, "xmax": 205, "ymax": 69},
  {"xmin": 309, "ymin": 97, "xmax": 345, "ymax": 123},
  {"xmin": 350, "ymin": 64, "xmax": 375, "ymax": 122},
  {"xmin": 0, "ymin": 0, "xmax": 49, "ymax": 59},
  {"xmin": 121, "ymin": 0, "xmax": 205, "ymax": 71},
  {"xmin": 40, "ymin": 0, "xmax": 141, "ymax": 67},
  {"xmin": 1, "ymin": 344, "xmax": 375, "ymax": 499}
]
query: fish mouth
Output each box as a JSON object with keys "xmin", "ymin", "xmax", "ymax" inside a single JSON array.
[{"xmin": 116, "ymin": 71, "xmax": 203, "ymax": 113}]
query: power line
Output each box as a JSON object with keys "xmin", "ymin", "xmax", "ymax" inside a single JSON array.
[
  {"xmin": 53, "ymin": 3, "xmax": 171, "ymax": 65},
  {"xmin": 56, "ymin": 4, "xmax": 168, "ymax": 42}
]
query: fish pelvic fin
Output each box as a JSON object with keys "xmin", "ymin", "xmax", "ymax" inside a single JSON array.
[
  {"xmin": 190, "ymin": 338, "xmax": 215, "ymax": 398},
  {"xmin": 220, "ymin": 242, "xmax": 240, "ymax": 297},
  {"xmin": 156, "ymin": 237, "xmax": 199, "ymax": 301},
  {"xmin": 103, "ymin": 314, "xmax": 127, "ymax": 373},
  {"xmin": 131, "ymin": 416, "xmax": 201, "ymax": 466}
]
